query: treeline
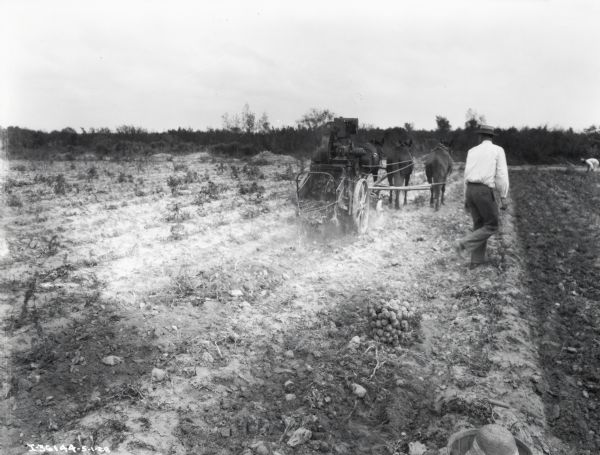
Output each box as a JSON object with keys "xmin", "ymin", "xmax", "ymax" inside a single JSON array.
[
  {"xmin": 1, "ymin": 125, "xmax": 318, "ymax": 160},
  {"xmin": 2, "ymin": 107, "xmax": 599, "ymax": 164}
]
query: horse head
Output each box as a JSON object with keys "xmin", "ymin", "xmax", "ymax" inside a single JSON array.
[{"xmin": 368, "ymin": 139, "xmax": 386, "ymax": 168}]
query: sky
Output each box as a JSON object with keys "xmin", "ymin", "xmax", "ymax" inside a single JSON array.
[{"xmin": 2, "ymin": 0, "xmax": 600, "ymax": 132}]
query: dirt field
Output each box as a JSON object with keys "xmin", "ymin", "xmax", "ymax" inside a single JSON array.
[{"xmin": 1, "ymin": 151, "xmax": 599, "ymax": 455}]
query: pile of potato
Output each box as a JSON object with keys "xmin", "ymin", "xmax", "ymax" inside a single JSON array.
[{"xmin": 367, "ymin": 299, "xmax": 419, "ymax": 346}]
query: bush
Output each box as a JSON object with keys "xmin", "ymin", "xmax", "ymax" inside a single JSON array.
[
  {"xmin": 4, "ymin": 178, "xmax": 23, "ymax": 192},
  {"xmin": 239, "ymin": 144, "xmax": 259, "ymax": 156},
  {"xmin": 166, "ymin": 175, "xmax": 182, "ymax": 194},
  {"xmin": 173, "ymin": 163, "xmax": 189, "ymax": 172},
  {"xmin": 252, "ymin": 158, "xmax": 270, "ymax": 166},
  {"xmin": 7, "ymin": 194, "xmax": 23, "ymax": 207},
  {"xmin": 165, "ymin": 203, "xmax": 193, "ymax": 222},
  {"xmin": 183, "ymin": 170, "xmax": 199, "ymax": 184},
  {"xmin": 239, "ymin": 181, "xmax": 265, "ymax": 196},
  {"xmin": 171, "ymin": 268, "xmax": 198, "ymax": 296},
  {"xmin": 54, "ymin": 175, "xmax": 69, "ymax": 195},
  {"xmin": 117, "ymin": 172, "xmax": 133, "ymax": 183},
  {"xmin": 211, "ymin": 142, "xmax": 240, "ymax": 155},
  {"xmin": 87, "ymin": 166, "xmax": 98, "ymax": 180},
  {"xmin": 34, "ymin": 174, "xmax": 52, "ymax": 184},
  {"xmin": 274, "ymin": 164, "xmax": 295, "ymax": 181},
  {"xmin": 241, "ymin": 205, "xmax": 269, "ymax": 219},
  {"xmin": 192, "ymin": 180, "xmax": 224, "ymax": 205},
  {"xmin": 242, "ymin": 164, "xmax": 264, "ymax": 180}
]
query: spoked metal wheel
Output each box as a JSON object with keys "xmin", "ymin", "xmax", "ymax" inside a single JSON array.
[{"xmin": 352, "ymin": 178, "xmax": 370, "ymax": 234}]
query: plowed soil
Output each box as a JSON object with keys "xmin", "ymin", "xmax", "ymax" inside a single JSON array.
[{"xmin": 1, "ymin": 153, "xmax": 598, "ymax": 455}]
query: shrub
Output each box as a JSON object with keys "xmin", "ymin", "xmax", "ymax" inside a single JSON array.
[
  {"xmin": 45, "ymin": 235, "xmax": 61, "ymax": 256},
  {"xmin": 87, "ymin": 166, "xmax": 98, "ymax": 180},
  {"xmin": 192, "ymin": 180, "xmax": 224, "ymax": 205},
  {"xmin": 169, "ymin": 224, "xmax": 185, "ymax": 241},
  {"xmin": 117, "ymin": 172, "xmax": 133, "ymax": 183},
  {"xmin": 274, "ymin": 164, "xmax": 295, "ymax": 181},
  {"xmin": 165, "ymin": 203, "xmax": 193, "ymax": 222},
  {"xmin": 239, "ymin": 144, "xmax": 259, "ymax": 156},
  {"xmin": 7, "ymin": 194, "xmax": 23, "ymax": 207},
  {"xmin": 242, "ymin": 164, "xmax": 264, "ymax": 180},
  {"xmin": 183, "ymin": 170, "xmax": 199, "ymax": 184},
  {"xmin": 241, "ymin": 205, "xmax": 270, "ymax": 219},
  {"xmin": 172, "ymin": 268, "xmax": 198, "ymax": 296},
  {"xmin": 252, "ymin": 158, "xmax": 270, "ymax": 166},
  {"xmin": 173, "ymin": 162, "xmax": 189, "ymax": 172},
  {"xmin": 4, "ymin": 178, "xmax": 31, "ymax": 191},
  {"xmin": 239, "ymin": 181, "xmax": 265, "ymax": 196},
  {"xmin": 211, "ymin": 142, "xmax": 240, "ymax": 155},
  {"xmin": 167, "ymin": 175, "xmax": 182, "ymax": 194},
  {"xmin": 95, "ymin": 143, "xmax": 111, "ymax": 155},
  {"xmin": 54, "ymin": 174, "xmax": 69, "ymax": 195},
  {"xmin": 33, "ymin": 174, "xmax": 52, "ymax": 184}
]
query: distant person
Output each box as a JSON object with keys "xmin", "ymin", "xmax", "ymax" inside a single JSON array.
[
  {"xmin": 454, "ymin": 125, "xmax": 509, "ymax": 268},
  {"xmin": 465, "ymin": 424, "xmax": 520, "ymax": 455},
  {"xmin": 581, "ymin": 157, "xmax": 599, "ymax": 172}
]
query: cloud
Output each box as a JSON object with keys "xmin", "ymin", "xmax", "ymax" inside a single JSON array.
[{"xmin": 3, "ymin": 0, "xmax": 600, "ymax": 130}]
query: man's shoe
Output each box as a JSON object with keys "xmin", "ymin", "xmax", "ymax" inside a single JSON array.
[{"xmin": 453, "ymin": 242, "xmax": 465, "ymax": 259}]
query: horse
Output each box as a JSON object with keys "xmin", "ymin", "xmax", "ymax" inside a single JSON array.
[
  {"xmin": 424, "ymin": 143, "xmax": 453, "ymax": 210},
  {"xmin": 381, "ymin": 137, "xmax": 414, "ymax": 209},
  {"xmin": 359, "ymin": 139, "xmax": 385, "ymax": 183}
]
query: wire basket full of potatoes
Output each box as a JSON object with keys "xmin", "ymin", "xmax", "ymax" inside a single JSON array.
[{"xmin": 367, "ymin": 299, "xmax": 420, "ymax": 346}]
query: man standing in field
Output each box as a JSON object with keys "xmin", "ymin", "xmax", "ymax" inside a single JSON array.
[{"xmin": 454, "ymin": 125, "xmax": 509, "ymax": 268}]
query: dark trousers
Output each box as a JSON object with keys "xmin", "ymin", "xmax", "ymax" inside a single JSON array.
[{"xmin": 461, "ymin": 183, "xmax": 499, "ymax": 264}]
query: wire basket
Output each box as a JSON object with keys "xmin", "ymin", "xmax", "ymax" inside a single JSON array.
[{"xmin": 447, "ymin": 429, "xmax": 533, "ymax": 455}]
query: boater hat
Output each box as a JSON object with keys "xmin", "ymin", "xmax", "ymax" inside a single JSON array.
[
  {"xmin": 477, "ymin": 124, "xmax": 497, "ymax": 136},
  {"xmin": 465, "ymin": 424, "xmax": 519, "ymax": 455}
]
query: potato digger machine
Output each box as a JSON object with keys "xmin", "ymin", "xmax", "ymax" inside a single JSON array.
[{"xmin": 295, "ymin": 117, "xmax": 375, "ymax": 234}]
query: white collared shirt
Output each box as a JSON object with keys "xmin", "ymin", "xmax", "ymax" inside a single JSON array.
[
  {"xmin": 464, "ymin": 139, "xmax": 509, "ymax": 198},
  {"xmin": 584, "ymin": 158, "xmax": 599, "ymax": 170}
]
